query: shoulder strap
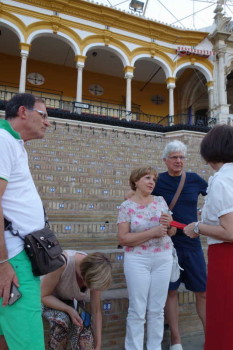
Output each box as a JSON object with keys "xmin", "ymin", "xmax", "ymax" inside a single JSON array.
[
  {"xmin": 4, "ymin": 206, "xmax": 48, "ymax": 237},
  {"xmin": 169, "ymin": 172, "xmax": 186, "ymax": 211},
  {"xmin": 4, "ymin": 217, "xmax": 23, "ymax": 239},
  {"xmin": 4, "ymin": 218, "xmax": 11, "ymax": 231}
]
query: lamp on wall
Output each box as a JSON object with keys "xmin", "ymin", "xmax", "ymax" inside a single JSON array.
[{"xmin": 129, "ymin": 0, "xmax": 144, "ymax": 13}]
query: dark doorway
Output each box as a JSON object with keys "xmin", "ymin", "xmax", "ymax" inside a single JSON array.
[{"xmin": 195, "ymin": 109, "xmax": 208, "ymax": 126}]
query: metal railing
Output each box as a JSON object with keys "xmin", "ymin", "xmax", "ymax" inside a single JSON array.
[{"xmin": 0, "ymin": 86, "xmax": 213, "ymax": 127}]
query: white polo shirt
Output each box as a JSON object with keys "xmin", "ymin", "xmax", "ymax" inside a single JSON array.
[
  {"xmin": 201, "ymin": 163, "xmax": 233, "ymax": 245},
  {"xmin": 0, "ymin": 120, "xmax": 44, "ymax": 258}
]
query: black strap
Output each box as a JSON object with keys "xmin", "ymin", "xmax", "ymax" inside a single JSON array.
[
  {"xmin": 4, "ymin": 207, "xmax": 49, "ymax": 239},
  {"xmin": 4, "ymin": 218, "xmax": 12, "ymax": 231},
  {"xmin": 4, "ymin": 217, "xmax": 23, "ymax": 240}
]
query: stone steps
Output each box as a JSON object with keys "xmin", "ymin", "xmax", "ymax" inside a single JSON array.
[
  {"xmin": 26, "ymin": 121, "xmax": 210, "ymax": 350},
  {"xmin": 59, "ymin": 236, "xmax": 119, "ymax": 252},
  {"xmin": 52, "ymin": 222, "xmax": 117, "ymax": 233}
]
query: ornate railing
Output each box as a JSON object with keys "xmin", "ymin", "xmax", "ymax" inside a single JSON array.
[{"xmin": 0, "ymin": 87, "xmax": 214, "ymax": 127}]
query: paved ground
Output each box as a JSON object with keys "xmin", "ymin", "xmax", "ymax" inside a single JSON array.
[{"xmin": 162, "ymin": 333, "xmax": 204, "ymax": 350}]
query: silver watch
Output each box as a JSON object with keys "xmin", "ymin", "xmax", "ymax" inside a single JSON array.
[{"xmin": 193, "ymin": 221, "xmax": 200, "ymax": 234}]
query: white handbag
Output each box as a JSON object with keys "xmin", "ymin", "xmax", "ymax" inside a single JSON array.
[{"xmin": 170, "ymin": 244, "xmax": 184, "ymax": 282}]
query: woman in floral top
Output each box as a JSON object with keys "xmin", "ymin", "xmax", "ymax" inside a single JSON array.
[{"xmin": 117, "ymin": 167, "xmax": 176, "ymax": 350}]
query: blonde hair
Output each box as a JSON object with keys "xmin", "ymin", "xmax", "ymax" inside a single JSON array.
[
  {"xmin": 80, "ymin": 252, "xmax": 112, "ymax": 291},
  {"xmin": 129, "ymin": 167, "xmax": 158, "ymax": 191}
]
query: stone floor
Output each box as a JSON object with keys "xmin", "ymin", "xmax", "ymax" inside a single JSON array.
[{"xmin": 162, "ymin": 332, "xmax": 204, "ymax": 350}]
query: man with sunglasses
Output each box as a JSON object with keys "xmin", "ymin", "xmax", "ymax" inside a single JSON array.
[
  {"xmin": 0, "ymin": 93, "xmax": 50, "ymax": 350},
  {"xmin": 153, "ymin": 140, "xmax": 208, "ymax": 350}
]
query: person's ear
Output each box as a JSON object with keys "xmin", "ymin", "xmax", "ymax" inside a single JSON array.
[{"xmin": 17, "ymin": 105, "xmax": 28, "ymax": 120}]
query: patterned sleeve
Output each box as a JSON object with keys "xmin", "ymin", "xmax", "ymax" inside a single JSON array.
[
  {"xmin": 117, "ymin": 201, "xmax": 131, "ymax": 224},
  {"xmin": 158, "ymin": 196, "xmax": 169, "ymax": 212}
]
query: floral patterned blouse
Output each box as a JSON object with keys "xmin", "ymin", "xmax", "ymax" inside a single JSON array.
[{"xmin": 117, "ymin": 196, "xmax": 172, "ymax": 254}]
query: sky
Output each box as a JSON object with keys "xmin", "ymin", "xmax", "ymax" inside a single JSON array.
[{"xmin": 89, "ymin": 0, "xmax": 233, "ymax": 30}]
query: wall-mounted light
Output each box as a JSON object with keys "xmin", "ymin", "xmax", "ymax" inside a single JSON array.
[{"xmin": 129, "ymin": 0, "xmax": 144, "ymax": 13}]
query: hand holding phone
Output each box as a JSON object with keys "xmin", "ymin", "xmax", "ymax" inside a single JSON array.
[
  {"xmin": 8, "ymin": 283, "xmax": 22, "ymax": 305},
  {"xmin": 78, "ymin": 305, "xmax": 91, "ymax": 327}
]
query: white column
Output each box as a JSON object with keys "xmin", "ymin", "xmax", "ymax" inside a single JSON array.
[
  {"xmin": 125, "ymin": 72, "xmax": 133, "ymax": 120},
  {"xmin": 207, "ymin": 84, "xmax": 214, "ymax": 119},
  {"xmin": 167, "ymin": 82, "xmax": 175, "ymax": 125},
  {"xmin": 218, "ymin": 51, "xmax": 227, "ymax": 105},
  {"xmin": 213, "ymin": 49, "xmax": 229, "ymax": 124},
  {"xmin": 19, "ymin": 51, "xmax": 29, "ymax": 93},
  {"xmin": 76, "ymin": 62, "xmax": 84, "ymax": 102}
]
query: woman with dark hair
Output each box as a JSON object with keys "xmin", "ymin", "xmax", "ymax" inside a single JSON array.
[
  {"xmin": 41, "ymin": 250, "xmax": 112, "ymax": 350},
  {"xmin": 184, "ymin": 124, "xmax": 233, "ymax": 350},
  {"xmin": 118, "ymin": 166, "xmax": 176, "ymax": 350}
]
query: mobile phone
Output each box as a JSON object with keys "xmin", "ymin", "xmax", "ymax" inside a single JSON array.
[
  {"xmin": 8, "ymin": 283, "xmax": 22, "ymax": 305},
  {"xmin": 78, "ymin": 306, "xmax": 91, "ymax": 327}
]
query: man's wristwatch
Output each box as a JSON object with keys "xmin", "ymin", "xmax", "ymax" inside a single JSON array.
[{"xmin": 193, "ymin": 221, "xmax": 201, "ymax": 235}]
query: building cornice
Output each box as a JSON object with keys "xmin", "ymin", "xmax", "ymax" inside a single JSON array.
[
  {"xmin": 9, "ymin": 0, "xmax": 209, "ymax": 46},
  {"xmin": 1, "ymin": 2, "xmax": 177, "ymax": 57}
]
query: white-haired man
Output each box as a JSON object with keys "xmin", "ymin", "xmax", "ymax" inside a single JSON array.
[{"xmin": 153, "ymin": 140, "xmax": 207, "ymax": 350}]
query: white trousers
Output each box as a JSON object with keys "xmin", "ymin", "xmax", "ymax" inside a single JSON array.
[{"xmin": 124, "ymin": 251, "xmax": 172, "ymax": 350}]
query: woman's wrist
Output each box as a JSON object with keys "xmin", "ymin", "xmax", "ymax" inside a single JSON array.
[
  {"xmin": 168, "ymin": 226, "xmax": 176, "ymax": 236},
  {"xmin": 193, "ymin": 221, "xmax": 205, "ymax": 235}
]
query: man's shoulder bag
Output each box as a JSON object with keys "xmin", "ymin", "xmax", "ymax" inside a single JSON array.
[{"xmin": 4, "ymin": 212, "xmax": 65, "ymax": 276}]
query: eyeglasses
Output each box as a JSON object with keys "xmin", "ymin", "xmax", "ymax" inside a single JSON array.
[
  {"xmin": 28, "ymin": 108, "xmax": 48, "ymax": 120},
  {"xmin": 168, "ymin": 156, "xmax": 186, "ymax": 161}
]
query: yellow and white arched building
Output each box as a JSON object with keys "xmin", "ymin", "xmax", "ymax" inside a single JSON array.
[{"xmin": 0, "ymin": 0, "xmax": 232, "ymax": 125}]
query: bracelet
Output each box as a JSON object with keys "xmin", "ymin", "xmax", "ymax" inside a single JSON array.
[{"xmin": 0, "ymin": 258, "xmax": 9, "ymax": 264}]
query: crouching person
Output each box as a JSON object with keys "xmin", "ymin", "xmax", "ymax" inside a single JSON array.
[{"xmin": 41, "ymin": 250, "xmax": 112, "ymax": 350}]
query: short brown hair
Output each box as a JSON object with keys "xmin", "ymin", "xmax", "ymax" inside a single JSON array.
[
  {"xmin": 129, "ymin": 167, "xmax": 158, "ymax": 191},
  {"xmin": 80, "ymin": 252, "xmax": 112, "ymax": 291},
  {"xmin": 200, "ymin": 124, "xmax": 233, "ymax": 163}
]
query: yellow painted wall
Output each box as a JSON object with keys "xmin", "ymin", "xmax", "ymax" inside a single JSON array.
[
  {"xmin": 132, "ymin": 80, "xmax": 169, "ymax": 116},
  {"xmin": 1, "ymin": 53, "xmax": 173, "ymax": 118},
  {"xmin": 0, "ymin": 53, "xmax": 21, "ymax": 87},
  {"xmin": 0, "ymin": 53, "xmax": 77, "ymax": 97},
  {"xmin": 83, "ymin": 70, "xmax": 126, "ymax": 105},
  {"xmin": 27, "ymin": 59, "xmax": 77, "ymax": 98}
]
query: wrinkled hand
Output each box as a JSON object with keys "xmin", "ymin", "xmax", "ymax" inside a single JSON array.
[
  {"xmin": 159, "ymin": 213, "xmax": 172, "ymax": 227},
  {"xmin": 155, "ymin": 225, "xmax": 168, "ymax": 238},
  {"xmin": 68, "ymin": 307, "xmax": 83, "ymax": 327},
  {"xmin": 0, "ymin": 262, "xmax": 18, "ymax": 306},
  {"xmin": 183, "ymin": 223, "xmax": 199, "ymax": 239}
]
